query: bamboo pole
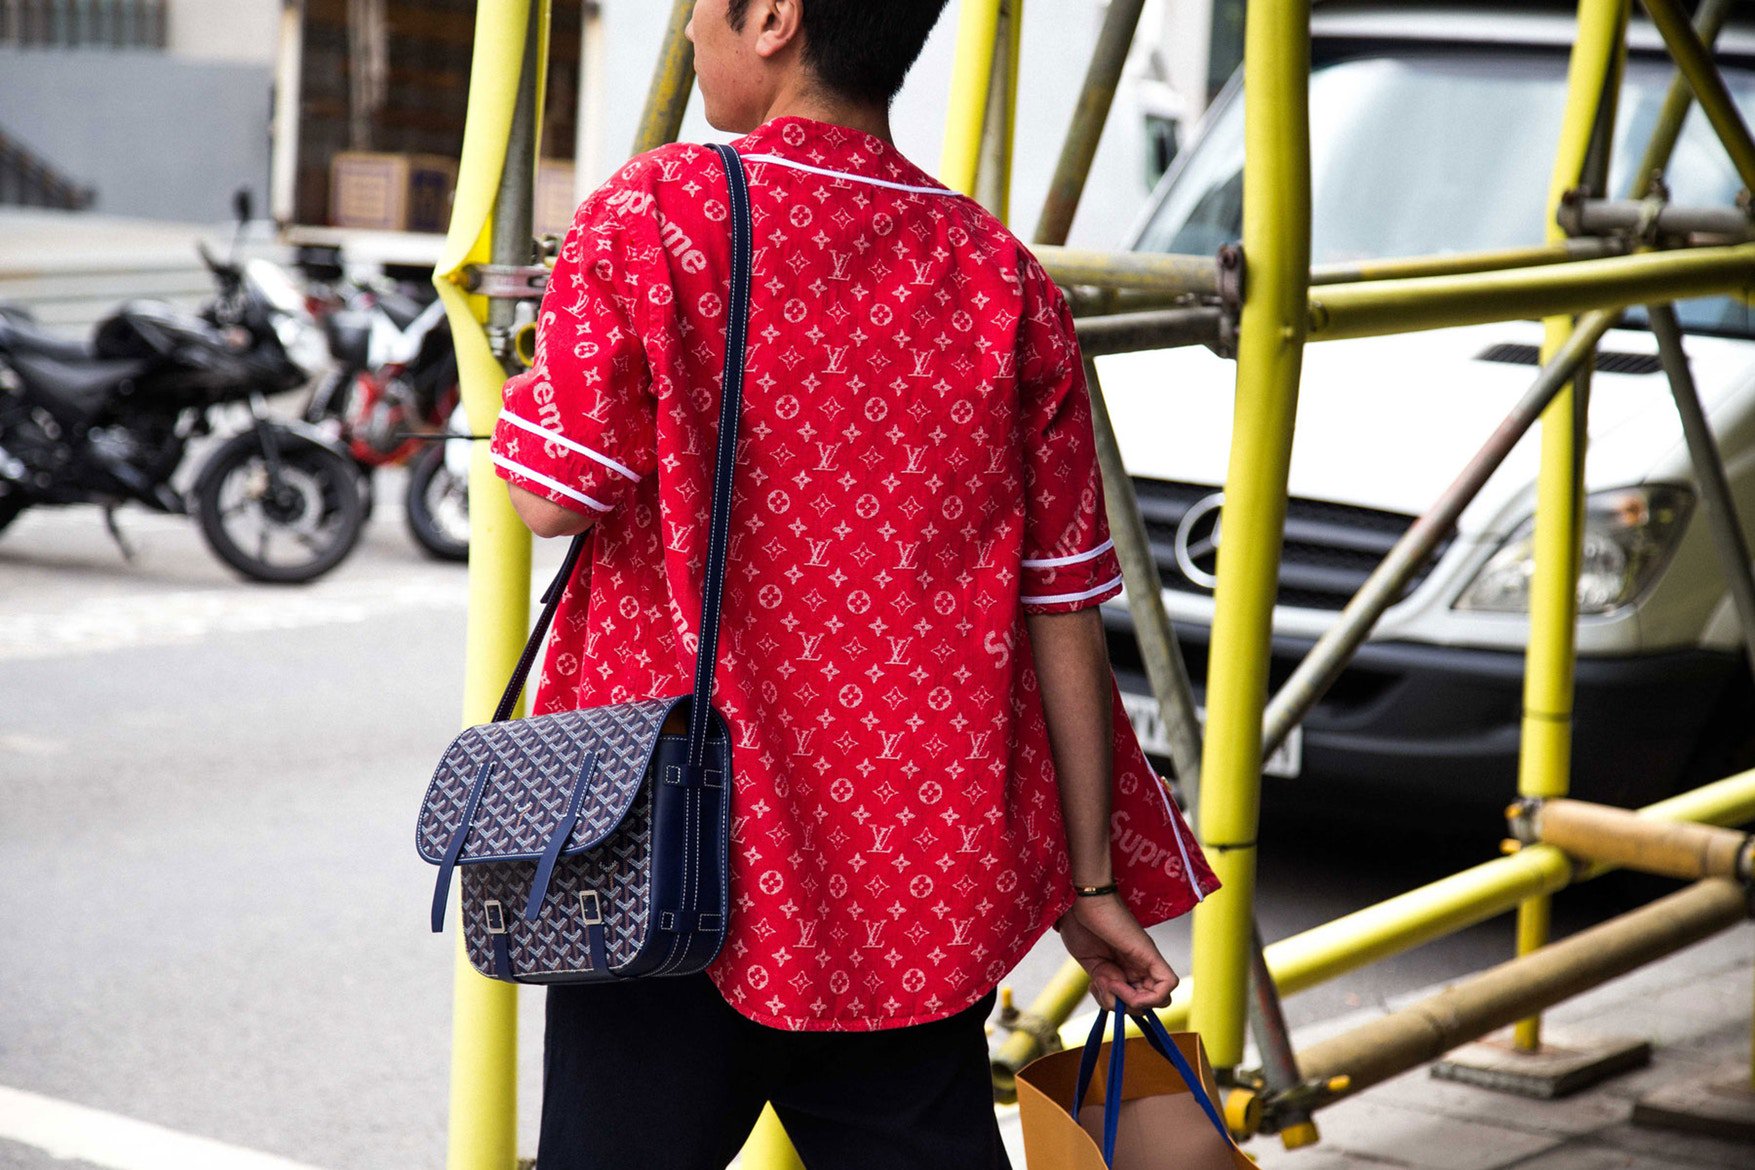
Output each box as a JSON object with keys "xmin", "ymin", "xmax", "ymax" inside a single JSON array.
[
  {"xmin": 1189, "ymin": 0, "xmax": 1311, "ymax": 1070},
  {"xmin": 1560, "ymin": 197, "xmax": 1754, "ymax": 240},
  {"xmin": 974, "ymin": 0, "xmax": 1020, "ymax": 220},
  {"xmin": 1297, "ymin": 879, "xmax": 1750, "ymax": 1101},
  {"xmin": 1311, "ymin": 239, "xmax": 1628, "ymax": 285},
  {"xmin": 1630, "ymin": 0, "xmax": 1733, "ymax": 198},
  {"xmin": 632, "ymin": 0, "xmax": 696, "ymax": 158},
  {"xmin": 1524, "ymin": 797, "xmax": 1754, "ymax": 879},
  {"xmin": 432, "ymin": 3, "xmax": 543, "ymax": 1167},
  {"xmin": 1059, "ymin": 767, "xmax": 1755, "ymax": 1046},
  {"xmin": 1074, "ymin": 306, "xmax": 1223, "ymax": 354},
  {"xmin": 1037, "ymin": 245, "xmax": 1220, "ymax": 295},
  {"xmin": 1648, "ymin": 303, "xmax": 1755, "ymax": 671},
  {"xmin": 1639, "ymin": 0, "xmax": 1755, "ymax": 192},
  {"xmin": 1304, "ymin": 241, "xmax": 1755, "ymax": 341},
  {"xmin": 1032, "ymin": 0, "xmax": 1148, "ymax": 244}
]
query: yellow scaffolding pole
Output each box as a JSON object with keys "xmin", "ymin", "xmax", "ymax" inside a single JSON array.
[
  {"xmin": 1189, "ymin": 0, "xmax": 1311, "ymax": 1069},
  {"xmin": 432, "ymin": 0, "xmax": 545, "ymax": 1166},
  {"xmin": 940, "ymin": 0, "xmax": 1003, "ymax": 196},
  {"xmin": 1513, "ymin": 0, "xmax": 1628, "ymax": 1054}
]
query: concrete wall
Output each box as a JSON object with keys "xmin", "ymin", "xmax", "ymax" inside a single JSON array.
[
  {"xmin": 167, "ymin": 0, "xmax": 280, "ymax": 64},
  {"xmin": 0, "ymin": 46, "xmax": 271, "ymax": 222}
]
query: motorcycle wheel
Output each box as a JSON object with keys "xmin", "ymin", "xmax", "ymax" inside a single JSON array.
[
  {"xmin": 404, "ymin": 441, "xmax": 469, "ymax": 562},
  {"xmin": 194, "ymin": 428, "xmax": 365, "ymax": 583}
]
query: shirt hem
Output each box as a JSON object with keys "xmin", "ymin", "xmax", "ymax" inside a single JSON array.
[{"xmin": 707, "ymin": 887, "xmax": 1079, "ymax": 1033}]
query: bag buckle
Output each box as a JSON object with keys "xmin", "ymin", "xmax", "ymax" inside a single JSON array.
[
  {"xmin": 484, "ymin": 899, "xmax": 508, "ymax": 935},
  {"xmin": 579, "ymin": 891, "xmax": 603, "ymax": 926}
]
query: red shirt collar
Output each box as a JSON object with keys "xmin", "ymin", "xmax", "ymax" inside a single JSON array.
[{"xmin": 732, "ymin": 116, "xmax": 949, "ymax": 193}]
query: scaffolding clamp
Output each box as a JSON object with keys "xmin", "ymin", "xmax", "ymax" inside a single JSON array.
[
  {"xmin": 1247, "ymin": 1068, "xmax": 1352, "ymax": 1138},
  {"xmin": 1214, "ymin": 244, "xmax": 1245, "ymax": 358},
  {"xmin": 461, "ymin": 262, "xmax": 552, "ymax": 299}
]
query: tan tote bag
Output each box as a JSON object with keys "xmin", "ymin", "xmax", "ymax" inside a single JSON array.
[{"xmin": 1017, "ymin": 1006, "xmax": 1254, "ymax": 1170}]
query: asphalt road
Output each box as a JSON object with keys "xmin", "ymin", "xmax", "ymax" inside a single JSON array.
[{"xmin": 0, "ymin": 476, "xmax": 1658, "ymax": 1170}]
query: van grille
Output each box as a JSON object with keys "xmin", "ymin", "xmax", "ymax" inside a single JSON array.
[
  {"xmin": 1127, "ymin": 478, "xmax": 1446, "ymax": 612},
  {"xmin": 1475, "ymin": 342, "xmax": 1662, "ymax": 376}
]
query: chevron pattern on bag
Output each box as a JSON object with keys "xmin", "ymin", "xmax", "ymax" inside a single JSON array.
[
  {"xmin": 459, "ymin": 786, "xmax": 656, "ymax": 978},
  {"xmin": 417, "ymin": 694, "xmax": 686, "ymax": 863}
]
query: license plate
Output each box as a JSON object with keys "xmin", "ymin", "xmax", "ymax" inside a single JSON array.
[{"xmin": 1119, "ymin": 691, "xmax": 1303, "ymax": 779}]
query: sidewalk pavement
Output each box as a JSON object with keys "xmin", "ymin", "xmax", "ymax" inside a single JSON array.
[{"xmin": 996, "ymin": 923, "xmax": 1755, "ymax": 1169}]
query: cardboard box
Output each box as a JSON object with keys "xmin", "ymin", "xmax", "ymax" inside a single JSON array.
[
  {"xmin": 534, "ymin": 160, "xmax": 579, "ymax": 238},
  {"xmin": 329, "ymin": 152, "xmax": 458, "ymax": 233}
]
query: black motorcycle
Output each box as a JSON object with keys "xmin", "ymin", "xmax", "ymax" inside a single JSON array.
[{"xmin": 0, "ymin": 200, "xmax": 365, "ymax": 583}]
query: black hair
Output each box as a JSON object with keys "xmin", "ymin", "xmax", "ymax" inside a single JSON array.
[{"xmin": 727, "ymin": 0, "xmax": 951, "ymax": 106}]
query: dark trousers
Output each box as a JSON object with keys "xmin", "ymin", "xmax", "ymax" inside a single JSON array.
[{"xmin": 538, "ymin": 974, "xmax": 1012, "ymax": 1170}]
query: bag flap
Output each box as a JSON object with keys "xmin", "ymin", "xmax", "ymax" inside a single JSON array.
[{"xmin": 416, "ymin": 694, "xmax": 689, "ymax": 865}]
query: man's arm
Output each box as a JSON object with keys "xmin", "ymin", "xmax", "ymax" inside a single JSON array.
[
  {"xmin": 1027, "ymin": 607, "xmax": 1114, "ymax": 888},
  {"xmin": 508, "ymin": 483, "xmax": 597, "ymax": 539},
  {"xmin": 1032, "ymin": 605, "xmax": 1179, "ymax": 1011}
]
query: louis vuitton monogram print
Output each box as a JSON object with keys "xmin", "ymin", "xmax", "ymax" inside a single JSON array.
[{"xmin": 490, "ymin": 116, "xmax": 1218, "ymax": 1033}]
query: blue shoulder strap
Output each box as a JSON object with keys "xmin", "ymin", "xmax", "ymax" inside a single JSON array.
[{"xmin": 490, "ymin": 143, "xmax": 753, "ymax": 787}]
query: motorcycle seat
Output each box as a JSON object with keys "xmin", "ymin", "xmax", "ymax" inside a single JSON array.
[
  {"xmin": 0, "ymin": 314, "xmax": 94, "ymax": 363},
  {"xmin": 7, "ymin": 349, "xmax": 149, "ymax": 423}
]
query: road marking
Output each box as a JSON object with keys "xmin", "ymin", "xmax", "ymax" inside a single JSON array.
[
  {"xmin": 0, "ymin": 575, "xmax": 470, "ymax": 661},
  {"xmin": 0, "ymin": 1084, "xmax": 333, "ymax": 1170}
]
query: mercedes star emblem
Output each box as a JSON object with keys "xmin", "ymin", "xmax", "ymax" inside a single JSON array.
[{"xmin": 1173, "ymin": 491, "xmax": 1224, "ymax": 590}]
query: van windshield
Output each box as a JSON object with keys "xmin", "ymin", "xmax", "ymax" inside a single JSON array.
[{"xmin": 1134, "ymin": 50, "xmax": 1755, "ymax": 337}]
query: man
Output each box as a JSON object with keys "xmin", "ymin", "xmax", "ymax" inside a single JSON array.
[{"xmin": 489, "ymin": 1, "xmax": 1218, "ymax": 1165}]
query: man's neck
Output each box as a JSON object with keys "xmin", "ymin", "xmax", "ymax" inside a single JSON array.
[{"xmin": 756, "ymin": 77, "xmax": 892, "ymax": 144}]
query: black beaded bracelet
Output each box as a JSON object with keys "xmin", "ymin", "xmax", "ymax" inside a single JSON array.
[{"xmin": 1074, "ymin": 882, "xmax": 1119, "ymax": 898}]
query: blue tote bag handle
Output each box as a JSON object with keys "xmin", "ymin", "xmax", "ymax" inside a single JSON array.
[{"xmin": 1071, "ymin": 1005, "xmax": 1234, "ymax": 1167}]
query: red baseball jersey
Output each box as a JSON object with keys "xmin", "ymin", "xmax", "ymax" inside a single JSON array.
[{"xmin": 491, "ymin": 116, "xmax": 1218, "ymax": 1031}]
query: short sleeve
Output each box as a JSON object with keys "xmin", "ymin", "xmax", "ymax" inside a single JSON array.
[
  {"xmin": 1017, "ymin": 255, "xmax": 1124, "ymax": 615},
  {"xmin": 490, "ymin": 182, "xmax": 659, "ymax": 518}
]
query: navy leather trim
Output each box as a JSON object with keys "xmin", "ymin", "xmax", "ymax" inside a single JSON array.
[
  {"xmin": 430, "ymin": 760, "xmax": 494, "ymax": 932},
  {"xmin": 523, "ymin": 748, "xmax": 597, "ymax": 922},
  {"xmin": 587, "ymin": 920, "xmax": 608, "ymax": 973},
  {"xmin": 687, "ymin": 142, "xmax": 749, "ymax": 767},
  {"xmin": 491, "ymin": 932, "xmax": 515, "ymax": 981},
  {"xmin": 663, "ymin": 763, "xmax": 723, "ymax": 788}
]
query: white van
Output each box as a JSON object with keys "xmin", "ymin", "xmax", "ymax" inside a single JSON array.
[{"xmin": 1099, "ymin": 4, "xmax": 1755, "ymax": 811}]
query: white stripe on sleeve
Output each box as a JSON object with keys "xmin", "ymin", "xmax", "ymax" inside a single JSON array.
[
  {"xmin": 1020, "ymin": 574, "xmax": 1124, "ymax": 606},
  {"xmin": 499, "ymin": 410, "xmax": 642, "ymax": 482},
  {"xmin": 491, "ymin": 453, "xmax": 613, "ymax": 512},
  {"xmin": 1022, "ymin": 538, "xmax": 1116, "ymax": 570}
]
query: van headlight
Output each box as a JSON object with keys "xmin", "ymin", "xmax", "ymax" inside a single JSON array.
[{"xmin": 1453, "ymin": 486, "xmax": 1692, "ymax": 615}]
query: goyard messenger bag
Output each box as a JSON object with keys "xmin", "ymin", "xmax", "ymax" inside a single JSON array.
[{"xmin": 415, "ymin": 142, "xmax": 752, "ymax": 983}]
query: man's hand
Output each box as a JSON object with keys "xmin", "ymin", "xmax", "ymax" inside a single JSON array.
[{"xmin": 1057, "ymin": 894, "xmax": 1179, "ymax": 1012}]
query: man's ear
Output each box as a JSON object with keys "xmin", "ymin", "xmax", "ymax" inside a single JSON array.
[{"xmin": 750, "ymin": 0, "xmax": 804, "ymax": 61}]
